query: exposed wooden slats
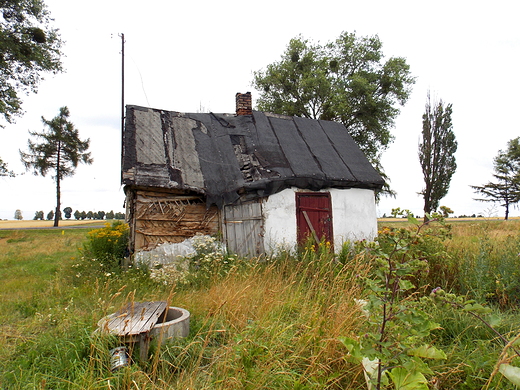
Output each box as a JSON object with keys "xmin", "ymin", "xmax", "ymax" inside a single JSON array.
[
  {"xmin": 130, "ymin": 190, "xmax": 219, "ymax": 251},
  {"xmin": 102, "ymin": 301, "xmax": 167, "ymax": 336}
]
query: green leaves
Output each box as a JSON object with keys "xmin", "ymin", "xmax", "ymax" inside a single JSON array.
[
  {"xmin": 340, "ymin": 212, "xmax": 454, "ymax": 389},
  {"xmin": 20, "ymin": 106, "xmax": 92, "ymax": 179},
  {"xmin": 462, "ymin": 302, "xmax": 491, "ymax": 315},
  {"xmin": 419, "ymin": 91, "xmax": 457, "ymax": 215},
  {"xmin": 471, "ymin": 136, "xmax": 520, "ymax": 220},
  {"xmin": 408, "ymin": 345, "xmax": 447, "ymax": 360},
  {"xmin": 338, "ymin": 336, "xmax": 363, "ymax": 364},
  {"xmin": 253, "ymin": 31, "xmax": 415, "ymax": 170},
  {"xmin": 388, "ymin": 367, "xmax": 428, "ymax": 390},
  {"xmin": 0, "ymin": 0, "xmax": 63, "ymax": 125},
  {"xmin": 19, "ymin": 107, "xmax": 92, "ymax": 227},
  {"xmin": 499, "ymin": 364, "xmax": 520, "ymax": 385},
  {"xmin": 0, "ymin": 157, "xmax": 15, "ymax": 177}
]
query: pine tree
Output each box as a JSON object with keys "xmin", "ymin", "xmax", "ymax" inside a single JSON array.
[
  {"xmin": 20, "ymin": 107, "xmax": 92, "ymax": 227},
  {"xmin": 472, "ymin": 138, "xmax": 520, "ymax": 220}
]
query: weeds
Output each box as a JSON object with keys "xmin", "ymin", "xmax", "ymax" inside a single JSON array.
[
  {"xmin": 82, "ymin": 221, "xmax": 129, "ymax": 265},
  {"xmin": 2, "ymin": 219, "xmax": 520, "ymax": 389}
]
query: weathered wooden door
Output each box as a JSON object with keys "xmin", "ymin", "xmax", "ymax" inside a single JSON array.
[
  {"xmin": 296, "ymin": 192, "xmax": 333, "ymax": 246},
  {"xmin": 223, "ymin": 201, "xmax": 264, "ymax": 256}
]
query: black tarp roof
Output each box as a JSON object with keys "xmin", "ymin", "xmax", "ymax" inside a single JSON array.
[{"xmin": 122, "ymin": 105, "xmax": 385, "ymax": 207}]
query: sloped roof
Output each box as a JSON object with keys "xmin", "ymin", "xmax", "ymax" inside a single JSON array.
[{"xmin": 122, "ymin": 105, "xmax": 385, "ymax": 207}]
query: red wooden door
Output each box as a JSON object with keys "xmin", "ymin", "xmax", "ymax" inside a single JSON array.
[{"xmin": 296, "ymin": 192, "xmax": 333, "ymax": 246}]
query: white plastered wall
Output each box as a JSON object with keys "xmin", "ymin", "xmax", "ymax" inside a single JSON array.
[{"xmin": 262, "ymin": 187, "xmax": 378, "ymax": 253}]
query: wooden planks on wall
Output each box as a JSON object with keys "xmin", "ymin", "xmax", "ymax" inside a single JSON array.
[{"xmin": 223, "ymin": 201, "xmax": 264, "ymax": 256}]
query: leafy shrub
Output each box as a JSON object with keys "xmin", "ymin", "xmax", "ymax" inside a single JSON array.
[
  {"xmin": 69, "ymin": 221, "xmax": 130, "ymax": 281},
  {"xmin": 341, "ymin": 210, "xmax": 449, "ymax": 390},
  {"xmin": 82, "ymin": 221, "xmax": 129, "ymax": 262}
]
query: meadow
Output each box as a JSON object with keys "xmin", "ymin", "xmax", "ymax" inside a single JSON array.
[{"xmin": 1, "ymin": 218, "xmax": 520, "ymax": 389}]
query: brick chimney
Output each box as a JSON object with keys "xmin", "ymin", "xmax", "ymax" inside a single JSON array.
[{"xmin": 236, "ymin": 92, "xmax": 252, "ymax": 115}]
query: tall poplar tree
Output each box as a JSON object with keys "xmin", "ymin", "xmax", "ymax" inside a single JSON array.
[
  {"xmin": 20, "ymin": 107, "xmax": 92, "ymax": 227},
  {"xmin": 419, "ymin": 92, "xmax": 457, "ymax": 220}
]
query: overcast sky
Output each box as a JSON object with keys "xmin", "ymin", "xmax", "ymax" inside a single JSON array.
[{"xmin": 0, "ymin": 0, "xmax": 518, "ymax": 220}]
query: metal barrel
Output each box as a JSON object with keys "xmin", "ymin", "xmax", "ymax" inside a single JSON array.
[{"xmin": 110, "ymin": 346, "xmax": 129, "ymax": 371}]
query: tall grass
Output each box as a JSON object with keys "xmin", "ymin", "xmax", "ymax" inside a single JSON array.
[
  {"xmin": 2, "ymin": 220, "xmax": 520, "ymax": 389},
  {"xmin": 0, "ymin": 229, "xmax": 369, "ymax": 389},
  {"xmin": 443, "ymin": 220, "xmax": 520, "ymax": 307}
]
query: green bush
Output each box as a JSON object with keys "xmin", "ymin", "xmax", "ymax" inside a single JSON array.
[{"xmin": 82, "ymin": 221, "xmax": 129, "ymax": 261}]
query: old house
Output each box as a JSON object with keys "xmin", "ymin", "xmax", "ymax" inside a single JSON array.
[{"xmin": 122, "ymin": 93, "xmax": 384, "ymax": 259}]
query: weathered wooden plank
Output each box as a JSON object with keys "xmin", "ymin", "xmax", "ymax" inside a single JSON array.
[
  {"xmin": 136, "ymin": 196, "xmax": 203, "ymax": 203},
  {"xmin": 137, "ymin": 218, "xmax": 218, "ymax": 230},
  {"xmin": 137, "ymin": 230, "xmax": 213, "ymax": 237},
  {"xmin": 224, "ymin": 201, "xmax": 264, "ymax": 256},
  {"xmin": 136, "ymin": 189, "xmax": 189, "ymax": 197},
  {"xmin": 102, "ymin": 301, "xmax": 167, "ymax": 336},
  {"xmin": 137, "ymin": 211, "xmax": 217, "ymax": 222}
]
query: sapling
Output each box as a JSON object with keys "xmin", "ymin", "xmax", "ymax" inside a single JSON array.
[{"xmin": 340, "ymin": 209, "xmax": 449, "ymax": 390}]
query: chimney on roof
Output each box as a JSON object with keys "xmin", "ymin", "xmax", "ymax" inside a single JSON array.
[{"xmin": 236, "ymin": 92, "xmax": 252, "ymax": 116}]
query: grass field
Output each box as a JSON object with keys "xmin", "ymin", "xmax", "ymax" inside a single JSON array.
[
  {"xmin": 0, "ymin": 219, "xmax": 117, "ymax": 229},
  {"xmin": 1, "ymin": 219, "xmax": 520, "ymax": 389}
]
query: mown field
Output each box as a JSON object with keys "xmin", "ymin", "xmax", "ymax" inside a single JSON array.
[
  {"xmin": 0, "ymin": 219, "xmax": 115, "ymax": 229},
  {"xmin": 1, "ymin": 218, "xmax": 520, "ymax": 389}
]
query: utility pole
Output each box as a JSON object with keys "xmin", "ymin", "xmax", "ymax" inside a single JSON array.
[{"xmin": 119, "ymin": 33, "xmax": 125, "ymax": 184}]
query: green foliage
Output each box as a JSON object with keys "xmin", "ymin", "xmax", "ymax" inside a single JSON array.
[
  {"xmin": 472, "ymin": 137, "xmax": 520, "ymax": 220},
  {"xmin": 0, "ymin": 156, "xmax": 14, "ymax": 176},
  {"xmin": 84, "ymin": 221, "xmax": 129, "ymax": 258},
  {"xmin": 63, "ymin": 206, "xmax": 72, "ymax": 219},
  {"xmin": 4, "ymin": 220, "xmax": 520, "ymax": 389},
  {"xmin": 71, "ymin": 222, "xmax": 137, "ymax": 287},
  {"xmin": 438, "ymin": 205, "xmax": 453, "ymax": 217},
  {"xmin": 500, "ymin": 364, "xmax": 520, "ymax": 386},
  {"xmin": 456, "ymin": 235, "xmax": 520, "ymax": 307},
  {"xmin": 20, "ymin": 107, "xmax": 92, "ymax": 179},
  {"xmin": 0, "ymin": 0, "xmax": 63, "ymax": 125},
  {"xmin": 20, "ymin": 106, "xmax": 93, "ymax": 227},
  {"xmin": 419, "ymin": 92, "xmax": 457, "ymax": 216},
  {"xmin": 430, "ymin": 289, "xmax": 520, "ymax": 389},
  {"xmin": 82, "ymin": 221, "xmax": 129, "ymax": 263},
  {"xmin": 342, "ymin": 209, "xmax": 450, "ymax": 389},
  {"xmin": 253, "ymin": 31, "xmax": 415, "ymax": 175},
  {"xmin": 46, "ymin": 209, "xmax": 53, "ymax": 220},
  {"xmin": 14, "ymin": 208, "xmax": 23, "ymax": 220}
]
